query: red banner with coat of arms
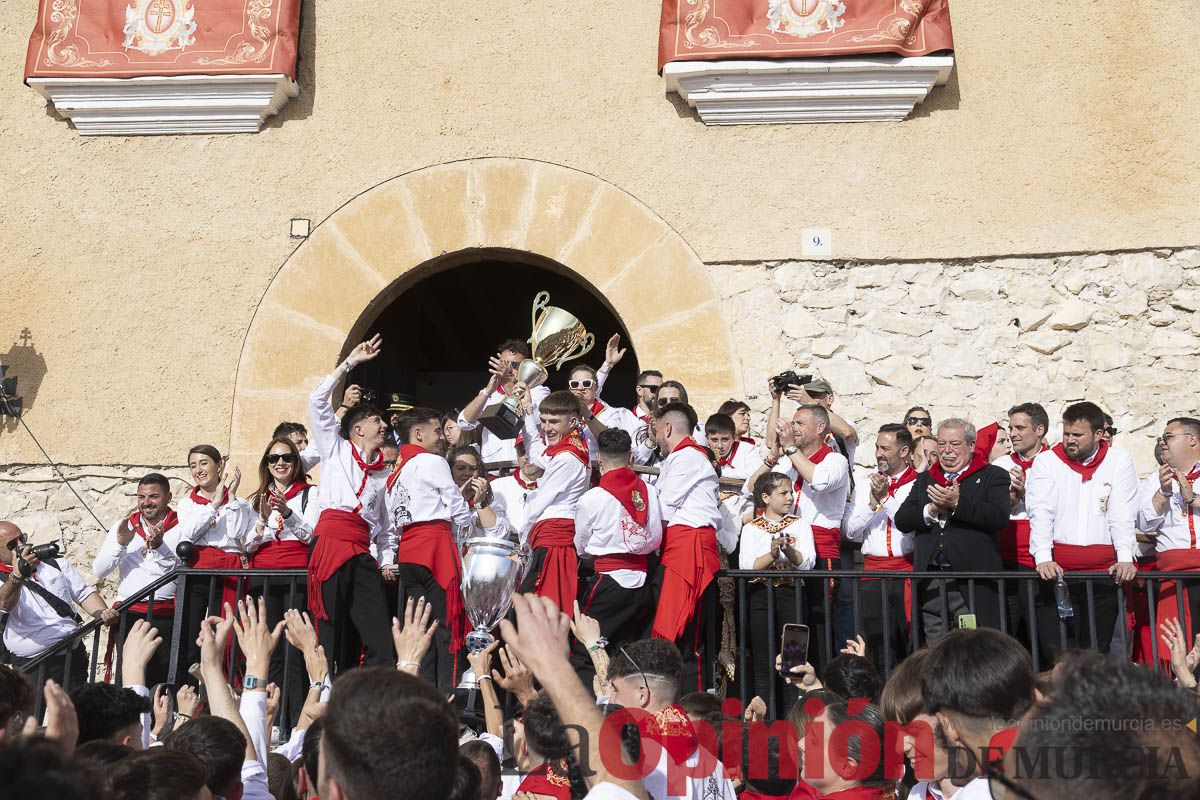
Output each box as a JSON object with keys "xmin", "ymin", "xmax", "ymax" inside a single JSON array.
[
  {"xmin": 658, "ymin": 0, "xmax": 954, "ymax": 71},
  {"xmin": 25, "ymin": 0, "xmax": 301, "ymax": 79}
]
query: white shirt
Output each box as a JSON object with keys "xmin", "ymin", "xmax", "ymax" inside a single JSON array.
[
  {"xmin": 1137, "ymin": 460, "xmax": 1200, "ymax": 552},
  {"xmin": 844, "ymin": 470, "xmax": 917, "ymax": 558},
  {"xmin": 387, "ymin": 451, "xmax": 473, "ymax": 549},
  {"xmin": 643, "ymin": 743, "xmax": 737, "ymax": 800},
  {"xmin": 738, "ymin": 515, "xmax": 816, "ymax": 570},
  {"xmin": 951, "ymin": 776, "xmax": 991, "ymax": 800},
  {"xmin": 1, "ymin": 558, "xmax": 95, "ymax": 658},
  {"xmin": 1027, "ymin": 446, "xmax": 1139, "ymax": 564},
  {"xmin": 308, "ymin": 370, "xmax": 393, "ymax": 561},
  {"xmin": 245, "ymin": 486, "xmax": 319, "ymax": 553},
  {"xmin": 573, "ymin": 480, "xmax": 664, "ymax": 589},
  {"xmin": 490, "ymin": 473, "xmax": 538, "ymax": 534},
  {"xmin": 908, "ymin": 780, "xmax": 947, "ymax": 800},
  {"xmin": 93, "ymin": 515, "xmax": 180, "ymax": 603},
  {"xmin": 170, "ymin": 493, "xmax": 258, "ymax": 554},
  {"xmin": 992, "ymin": 453, "xmax": 1036, "ymax": 522},
  {"xmin": 715, "ymin": 440, "xmax": 764, "ymax": 483},
  {"xmin": 657, "ymin": 442, "xmax": 722, "ymax": 530},
  {"xmin": 770, "ymin": 449, "xmax": 851, "ymax": 530},
  {"xmin": 580, "ymin": 401, "xmax": 645, "ymax": 460},
  {"xmin": 458, "ymin": 385, "xmax": 551, "ymax": 467},
  {"xmin": 521, "ymin": 418, "xmax": 591, "ymax": 538}
]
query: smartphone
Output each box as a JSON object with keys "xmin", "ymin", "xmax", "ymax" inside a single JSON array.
[
  {"xmin": 958, "ymin": 613, "xmax": 978, "ymax": 629},
  {"xmin": 780, "ymin": 623, "xmax": 810, "ymax": 674}
]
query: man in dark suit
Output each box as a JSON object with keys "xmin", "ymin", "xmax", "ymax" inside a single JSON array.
[{"xmin": 895, "ymin": 418, "xmax": 1011, "ymax": 643}]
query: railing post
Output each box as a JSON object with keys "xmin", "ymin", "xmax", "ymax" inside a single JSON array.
[{"xmin": 167, "ymin": 573, "xmax": 188, "ymax": 686}]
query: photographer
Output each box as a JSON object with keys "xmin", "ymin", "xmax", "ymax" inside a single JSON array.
[{"xmin": 0, "ymin": 521, "xmax": 118, "ymax": 688}]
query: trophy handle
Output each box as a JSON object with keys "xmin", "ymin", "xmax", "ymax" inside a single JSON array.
[
  {"xmin": 554, "ymin": 332, "xmax": 595, "ymax": 371},
  {"xmin": 530, "ymin": 291, "xmax": 551, "ymax": 342}
]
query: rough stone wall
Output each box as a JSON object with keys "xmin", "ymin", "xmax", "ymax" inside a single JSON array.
[{"xmin": 717, "ymin": 247, "xmax": 1200, "ymax": 473}]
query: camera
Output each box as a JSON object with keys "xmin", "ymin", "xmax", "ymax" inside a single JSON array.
[
  {"xmin": 361, "ymin": 388, "xmax": 377, "ymax": 404},
  {"xmin": 17, "ymin": 541, "xmax": 61, "ymax": 577},
  {"xmin": 770, "ymin": 371, "xmax": 812, "ymax": 395}
]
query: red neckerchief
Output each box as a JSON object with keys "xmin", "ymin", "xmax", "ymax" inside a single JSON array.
[
  {"xmin": 973, "ymin": 422, "xmax": 1000, "ymax": 464},
  {"xmin": 589, "ymin": 399, "xmax": 605, "ymax": 417},
  {"xmin": 598, "ymin": 466, "xmax": 650, "ymax": 526},
  {"xmin": 386, "ymin": 444, "xmax": 427, "ymax": 491},
  {"xmin": 515, "ymin": 470, "xmax": 538, "ymax": 490},
  {"xmin": 0, "ymin": 560, "xmax": 12, "ymax": 575},
  {"xmin": 672, "ymin": 436, "xmax": 720, "ymax": 473},
  {"xmin": 740, "ymin": 436, "xmax": 757, "ymax": 445},
  {"xmin": 637, "ymin": 705, "xmax": 697, "ymax": 765},
  {"xmin": 348, "ymin": 444, "xmax": 385, "ymax": 512},
  {"xmin": 888, "ymin": 466, "xmax": 918, "ymax": 496},
  {"xmin": 929, "ymin": 453, "xmax": 989, "ymax": 487},
  {"xmin": 1011, "ymin": 447, "xmax": 1042, "ymax": 473},
  {"xmin": 718, "ymin": 440, "xmax": 739, "ymax": 467},
  {"xmin": 817, "ymin": 788, "xmax": 886, "ymax": 800},
  {"xmin": 793, "ymin": 444, "xmax": 833, "ymax": 494},
  {"xmin": 516, "ymin": 760, "xmax": 571, "ymax": 800},
  {"xmin": 546, "ymin": 429, "xmax": 589, "ymax": 466},
  {"xmin": 189, "ymin": 487, "xmax": 229, "ymax": 506},
  {"xmin": 130, "ymin": 509, "xmax": 179, "ymax": 540},
  {"xmin": 1185, "ymin": 461, "xmax": 1200, "ymax": 482},
  {"xmin": 1051, "ymin": 439, "xmax": 1109, "ymax": 482}
]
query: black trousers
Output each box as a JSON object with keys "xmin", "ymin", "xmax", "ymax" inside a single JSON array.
[
  {"xmin": 249, "ymin": 575, "xmax": 309, "ymax": 727},
  {"xmin": 801, "ymin": 557, "xmax": 838, "ymax": 670},
  {"xmin": 1035, "ymin": 574, "xmax": 1119, "ymax": 664},
  {"xmin": 180, "ymin": 572, "xmax": 243, "ymax": 679},
  {"xmin": 10, "ymin": 642, "xmax": 89, "ymax": 691},
  {"xmin": 1001, "ymin": 562, "xmax": 1039, "ymax": 651},
  {"xmin": 747, "ymin": 582, "xmax": 799, "ymax": 718},
  {"xmin": 317, "ymin": 554, "xmax": 394, "ymax": 676},
  {"xmin": 571, "ymin": 573, "xmax": 652, "ymax": 686},
  {"xmin": 675, "ymin": 579, "xmax": 717, "ymax": 695},
  {"xmin": 397, "ymin": 562, "xmax": 459, "ymax": 691},
  {"xmin": 858, "ymin": 577, "xmax": 911, "ymax": 673}
]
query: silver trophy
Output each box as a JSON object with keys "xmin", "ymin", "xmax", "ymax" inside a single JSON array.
[{"xmin": 457, "ymin": 533, "xmax": 530, "ymax": 689}]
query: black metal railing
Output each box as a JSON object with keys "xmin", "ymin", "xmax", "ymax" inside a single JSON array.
[{"xmin": 15, "ymin": 567, "xmax": 1196, "ymax": 724}]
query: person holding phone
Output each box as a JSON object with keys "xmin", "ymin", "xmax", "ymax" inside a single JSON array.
[{"xmin": 740, "ymin": 472, "xmax": 815, "ymax": 711}]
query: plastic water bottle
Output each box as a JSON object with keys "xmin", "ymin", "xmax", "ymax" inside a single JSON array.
[{"xmin": 1054, "ymin": 576, "xmax": 1074, "ymax": 620}]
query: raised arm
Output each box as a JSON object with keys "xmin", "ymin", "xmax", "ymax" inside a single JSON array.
[
  {"xmin": 309, "ymin": 335, "xmax": 383, "ymax": 458},
  {"xmin": 459, "ymin": 358, "xmax": 506, "ymax": 427}
]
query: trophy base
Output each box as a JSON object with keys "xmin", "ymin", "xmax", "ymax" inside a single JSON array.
[
  {"xmin": 457, "ymin": 628, "xmax": 497, "ymax": 689},
  {"xmin": 479, "ymin": 401, "xmax": 522, "ymax": 440}
]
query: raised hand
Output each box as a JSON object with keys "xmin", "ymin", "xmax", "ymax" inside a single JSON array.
[
  {"xmin": 488, "ymin": 354, "xmax": 515, "ymax": 383},
  {"xmin": 117, "ymin": 510, "xmax": 138, "ymax": 546},
  {"xmin": 774, "ymin": 654, "xmax": 821, "ymax": 690},
  {"xmin": 569, "ymin": 601, "xmax": 603, "ymax": 652},
  {"xmin": 232, "ymin": 598, "xmax": 285, "ymax": 682},
  {"xmin": 869, "ymin": 472, "xmax": 888, "ymax": 505},
  {"xmin": 489, "ymin": 644, "xmax": 539, "ymax": 706},
  {"xmin": 175, "ymin": 685, "xmax": 200, "ymax": 724},
  {"xmin": 467, "ymin": 640, "xmax": 500, "ymax": 682},
  {"xmin": 840, "ymin": 635, "xmax": 867, "ymax": 658},
  {"xmin": 784, "ymin": 384, "xmax": 810, "ymax": 404},
  {"xmin": 342, "ymin": 384, "xmax": 363, "ymax": 406},
  {"xmin": 604, "ymin": 333, "xmax": 627, "ymax": 367},
  {"xmin": 392, "ymin": 597, "xmax": 438, "ymax": 674},
  {"xmin": 198, "ymin": 605, "xmax": 237, "ymax": 671},
  {"xmin": 346, "ymin": 334, "xmax": 383, "ymax": 368},
  {"xmin": 152, "ymin": 685, "xmax": 172, "ymax": 737},
  {"xmin": 774, "ymin": 419, "xmax": 795, "ymax": 447},
  {"xmin": 1159, "ymin": 617, "xmax": 1198, "ymax": 689},
  {"xmin": 265, "ymin": 683, "xmax": 282, "ymax": 728},
  {"xmin": 22, "ymin": 680, "xmax": 79, "ymax": 754},
  {"xmin": 122, "ymin": 618, "xmax": 163, "ymax": 687},
  {"xmin": 222, "ymin": 465, "xmax": 242, "ymax": 498}
]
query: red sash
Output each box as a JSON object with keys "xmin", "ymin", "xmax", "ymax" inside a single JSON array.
[
  {"xmin": 193, "ymin": 546, "xmax": 244, "ymax": 613},
  {"xmin": 125, "ymin": 599, "xmax": 176, "ymax": 616},
  {"xmin": 530, "ymin": 518, "xmax": 578, "ymax": 616},
  {"xmin": 515, "ymin": 761, "xmax": 571, "ymax": 800},
  {"xmin": 1154, "ymin": 548, "xmax": 1200, "ymax": 668},
  {"xmin": 1053, "ymin": 543, "xmax": 1117, "ymax": 572},
  {"xmin": 595, "ymin": 553, "xmax": 648, "ymax": 573},
  {"xmin": 652, "ymin": 524, "xmax": 720, "ymax": 680},
  {"xmin": 307, "ymin": 509, "xmax": 370, "ymax": 621},
  {"xmin": 811, "ymin": 525, "xmax": 841, "ymax": 561},
  {"xmin": 397, "ymin": 519, "xmax": 467, "ymax": 652},
  {"xmin": 251, "ymin": 539, "xmax": 309, "ymax": 569},
  {"xmin": 864, "ymin": 554, "xmax": 914, "ymax": 624},
  {"xmin": 598, "ymin": 466, "xmax": 650, "ymax": 527},
  {"xmin": 1051, "ymin": 440, "xmax": 1109, "ymax": 482},
  {"xmin": 997, "ymin": 519, "xmax": 1034, "ymax": 568},
  {"xmin": 1128, "ymin": 553, "xmax": 1158, "ymax": 667}
]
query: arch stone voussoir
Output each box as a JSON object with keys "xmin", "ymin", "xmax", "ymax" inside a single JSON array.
[{"xmin": 230, "ymin": 158, "xmax": 741, "ymax": 466}]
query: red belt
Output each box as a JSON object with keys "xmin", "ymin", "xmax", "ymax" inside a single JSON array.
[
  {"xmin": 997, "ymin": 519, "xmax": 1035, "ymax": 568},
  {"xmin": 1053, "ymin": 543, "xmax": 1117, "ymax": 572},
  {"xmin": 192, "ymin": 546, "xmax": 244, "ymax": 614},
  {"xmin": 397, "ymin": 519, "xmax": 466, "ymax": 652},
  {"xmin": 812, "ymin": 525, "xmax": 841, "ymax": 560},
  {"xmin": 530, "ymin": 518, "xmax": 578, "ymax": 616},
  {"xmin": 251, "ymin": 539, "xmax": 309, "ymax": 569},
  {"xmin": 308, "ymin": 509, "xmax": 370, "ymax": 621},
  {"xmin": 125, "ymin": 599, "xmax": 176, "ymax": 617},
  {"xmin": 864, "ymin": 554, "xmax": 914, "ymax": 625},
  {"xmin": 594, "ymin": 553, "xmax": 648, "ymax": 573},
  {"xmin": 1153, "ymin": 549, "xmax": 1200, "ymax": 669},
  {"xmin": 652, "ymin": 525, "xmax": 719, "ymax": 651}
]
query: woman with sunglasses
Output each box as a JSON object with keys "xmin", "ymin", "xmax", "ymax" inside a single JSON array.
[
  {"xmin": 567, "ymin": 364, "xmax": 642, "ymax": 461},
  {"xmin": 246, "ymin": 436, "xmax": 317, "ymax": 725}
]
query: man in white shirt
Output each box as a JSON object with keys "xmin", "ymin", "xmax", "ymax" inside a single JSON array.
[
  {"xmin": 572, "ymin": 428, "xmax": 664, "ymax": 683},
  {"xmin": 650, "ymin": 402, "xmax": 722, "ymax": 693},
  {"xmin": 305, "ymin": 334, "xmax": 396, "ymax": 675},
  {"xmin": 457, "ymin": 339, "xmax": 551, "ymax": 466},
  {"xmin": 489, "ymin": 435, "xmax": 543, "ymax": 535},
  {"xmin": 0, "ymin": 520, "xmax": 118, "ymax": 687},
  {"xmin": 92, "ymin": 472, "xmax": 181, "ymax": 686},
  {"xmin": 1028, "ymin": 401, "xmax": 1137, "ymax": 661},
  {"xmin": 1137, "ymin": 416, "xmax": 1200, "ymax": 650},
  {"xmin": 388, "ymin": 406, "xmax": 474, "ymax": 689},
  {"xmin": 844, "ymin": 423, "xmax": 918, "ymax": 665}
]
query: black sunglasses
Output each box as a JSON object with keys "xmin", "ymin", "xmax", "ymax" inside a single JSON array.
[
  {"xmin": 906, "ymin": 416, "xmax": 932, "ymax": 426},
  {"xmin": 267, "ymin": 453, "xmax": 298, "ymax": 465},
  {"xmin": 638, "ymin": 383, "xmax": 662, "ymax": 391}
]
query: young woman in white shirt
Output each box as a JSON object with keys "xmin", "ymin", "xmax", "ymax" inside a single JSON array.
[
  {"xmin": 739, "ymin": 471, "xmax": 815, "ymax": 714},
  {"xmin": 247, "ymin": 436, "xmax": 317, "ymax": 726}
]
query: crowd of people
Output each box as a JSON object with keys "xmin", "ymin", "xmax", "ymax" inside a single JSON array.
[{"xmin": 3, "ymin": 326, "xmax": 1200, "ymax": 799}]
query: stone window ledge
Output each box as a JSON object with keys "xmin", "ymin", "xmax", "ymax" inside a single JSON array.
[
  {"xmin": 664, "ymin": 54, "xmax": 954, "ymax": 125},
  {"xmin": 26, "ymin": 74, "xmax": 298, "ymax": 136}
]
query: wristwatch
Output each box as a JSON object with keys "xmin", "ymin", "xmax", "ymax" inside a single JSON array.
[
  {"xmin": 783, "ymin": 445, "xmax": 799, "ymax": 456},
  {"xmin": 243, "ymin": 674, "xmax": 267, "ymax": 690}
]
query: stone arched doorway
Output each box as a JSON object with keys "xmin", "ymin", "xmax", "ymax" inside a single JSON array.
[{"xmin": 228, "ymin": 158, "xmax": 741, "ymax": 466}]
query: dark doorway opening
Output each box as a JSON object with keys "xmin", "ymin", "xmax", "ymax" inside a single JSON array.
[{"xmin": 346, "ymin": 256, "xmax": 640, "ymax": 416}]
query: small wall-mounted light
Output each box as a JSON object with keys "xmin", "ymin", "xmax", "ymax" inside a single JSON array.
[{"xmin": 290, "ymin": 218, "xmax": 311, "ymax": 239}]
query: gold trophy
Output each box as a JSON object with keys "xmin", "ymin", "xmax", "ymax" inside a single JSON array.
[{"xmin": 480, "ymin": 291, "xmax": 595, "ymax": 439}]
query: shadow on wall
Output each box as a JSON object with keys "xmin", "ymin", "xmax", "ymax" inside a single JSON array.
[
  {"xmin": 265, "ymin": 0, "xmax": 317, "ymax": 128},
  {"xmin": 910, "ymin": 64, "xmax": 961, "ymax": 118},
  {"xmin": 1, "ymin": 328, "xmax": 46, "ymax": 435}
]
